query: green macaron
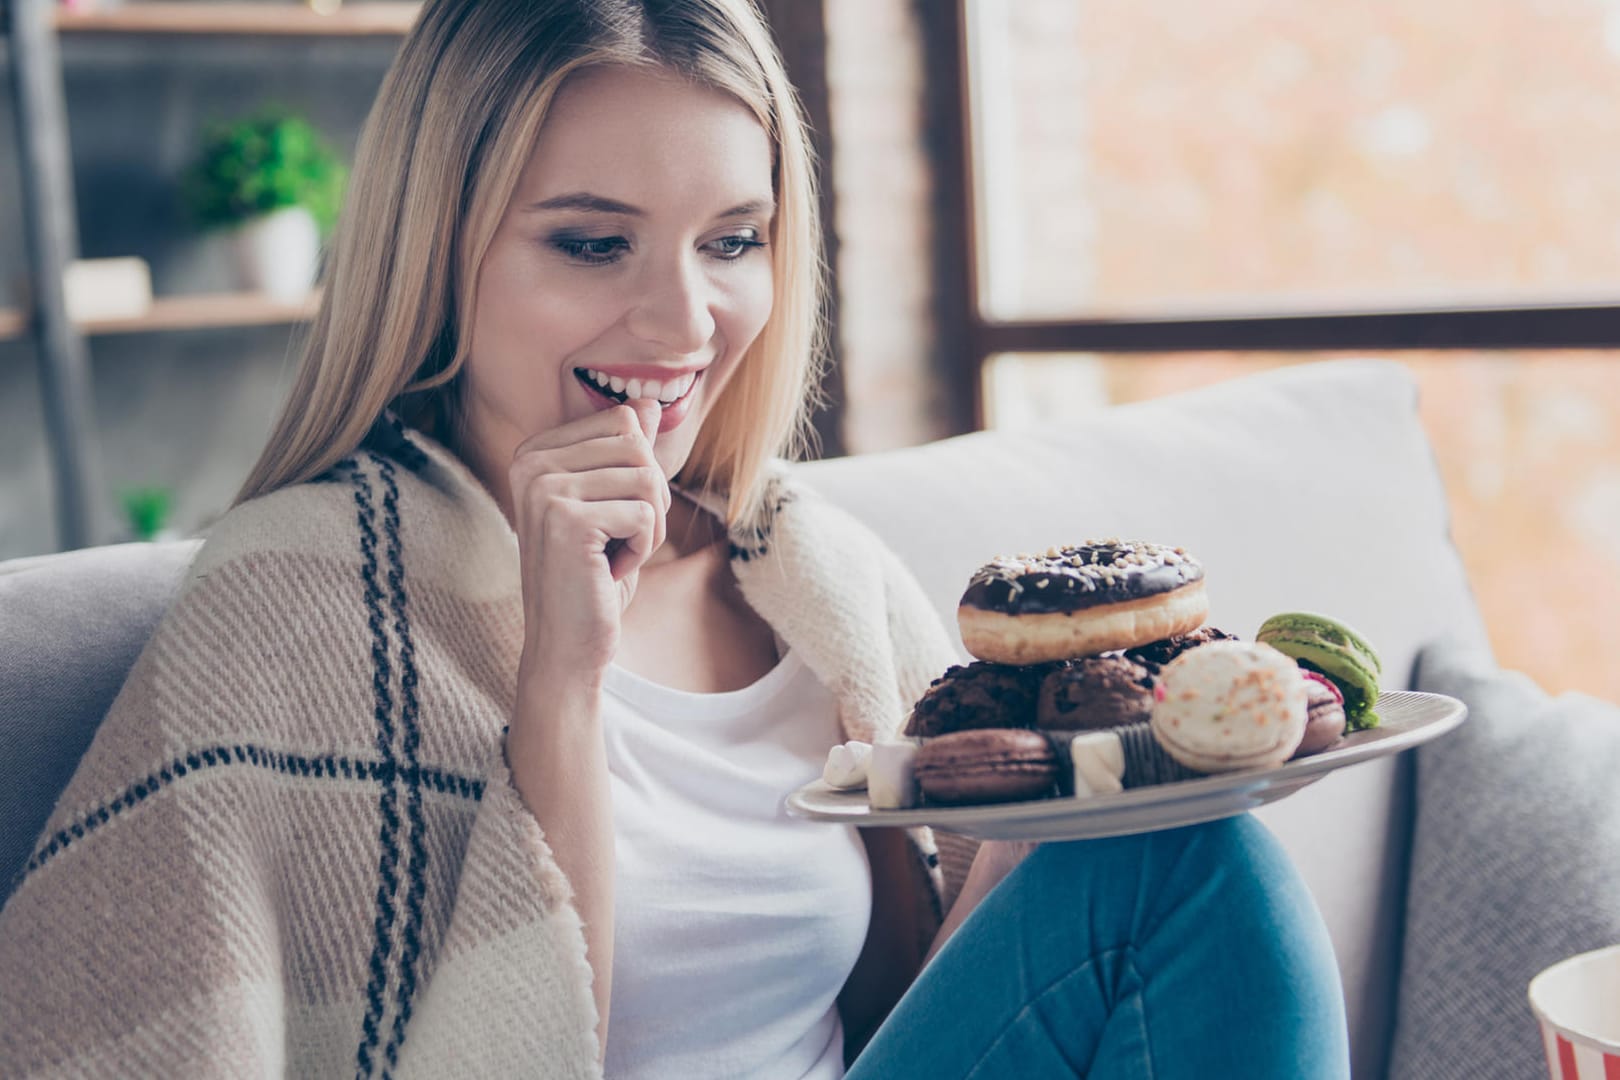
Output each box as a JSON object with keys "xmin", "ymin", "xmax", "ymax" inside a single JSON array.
[{"xmin": 1256, "ymin": 612, "xmax": 1382, "ymax": 731}]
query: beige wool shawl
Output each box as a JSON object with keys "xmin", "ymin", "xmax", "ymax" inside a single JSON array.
[{"xmin": 0, "ymin": 421, "xmax": 960, "ymax": 1078}]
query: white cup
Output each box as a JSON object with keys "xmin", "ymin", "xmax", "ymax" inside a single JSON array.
[{"xmin": 1529, "ymin": 943, "xmax": 1620, "ymax": 1079}]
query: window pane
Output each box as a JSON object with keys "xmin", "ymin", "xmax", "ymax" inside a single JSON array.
[
  {"xmin": 966, "ymin": 0, "xmax": 1620, "ymax": 319},
  {"xmin": 983, "ymin": 350, "xmax": 1620, "ymax": 703}
]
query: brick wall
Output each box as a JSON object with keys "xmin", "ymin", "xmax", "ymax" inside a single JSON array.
[{"xmin": 824, "ymin": 0, "xmax": 953, "ymax": 451}]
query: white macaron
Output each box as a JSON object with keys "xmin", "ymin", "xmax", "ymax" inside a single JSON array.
[{"xmin": 1150, "ymin": 640, "xmax": 1307, "ymax": 772}]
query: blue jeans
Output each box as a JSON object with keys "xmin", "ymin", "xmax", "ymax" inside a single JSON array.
[{"xmin": 846, "ymin": 815, "xmax": 1350, "ymax": 1079}]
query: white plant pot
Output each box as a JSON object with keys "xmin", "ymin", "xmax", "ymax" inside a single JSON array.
[{"xmin": 230, "ymin": 205, "xmax": 320, "ymax": 301}]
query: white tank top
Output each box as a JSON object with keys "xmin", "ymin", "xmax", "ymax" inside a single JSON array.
[{"xmin": 599, "ymin": 650, "xmax": 874, "ymax": 1080}]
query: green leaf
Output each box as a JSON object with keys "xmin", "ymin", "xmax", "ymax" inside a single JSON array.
[
  {"xmin": 182, "ymin": 108, "xmax": 348, "ymax": 237},
  {"xmin": 120, "ymin": 487, "xmax": 173, "ymax": 542}
]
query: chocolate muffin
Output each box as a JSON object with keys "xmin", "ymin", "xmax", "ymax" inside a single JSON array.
[
  {"xmin": 905, "ymin": 661, "xmax": 1047, "ymax": 737},
  {"xmin": 1123, "ymin": 625, "xmax": 1239, "ymax": 673},
  {"xmin": 1036, "ymin": 655, "xmax": 1157, "ymax": 731}
]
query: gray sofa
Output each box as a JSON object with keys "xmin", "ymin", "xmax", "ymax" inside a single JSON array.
[{"xmin": 4, "ymin": 361, "xmax": 1613, "ymax": 1078}]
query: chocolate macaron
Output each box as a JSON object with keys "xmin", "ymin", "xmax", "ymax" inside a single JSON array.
[{"xmin": 914, "ymin": 728, "xmax": 1061, "ymax": 805}]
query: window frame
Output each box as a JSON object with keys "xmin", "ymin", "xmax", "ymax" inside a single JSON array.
[{"xmin": 933, "ymin": 1, "xmax": 1620, "ymax": 431}]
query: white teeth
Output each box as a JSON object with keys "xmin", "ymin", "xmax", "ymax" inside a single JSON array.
[
  {"xmin": 664, "ymin": 372, "xmax": 695, "ymax": 401},
  {"xmin": 580, "ymin": 367, "xmax": 699, "ymax": 403}
]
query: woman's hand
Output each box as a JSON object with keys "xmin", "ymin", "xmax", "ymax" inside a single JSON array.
[
  {"xmin": 507, "ymin": 400, "xmax": 670, "ymax": 687},
  {"xmin": 502, "ymin": 400, "xmax": 666, "ymax": 1065}
]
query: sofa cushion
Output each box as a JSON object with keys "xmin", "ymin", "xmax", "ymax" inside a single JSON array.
[
  {"xmin": 796, "ymin": 359, "xmax": 1491, "ymax": 1078},
  {"xmin": 0, "ymin": 540, "xmax": 199, "ymax": 906},
  {"xmin": 1389, "ymin": 639, "xmax": 1620, "ymax": 1080}
]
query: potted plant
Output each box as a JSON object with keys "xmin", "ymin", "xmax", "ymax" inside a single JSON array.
[
  {"xmin": 183, "ymin": 109, "xmax": 347, "ymax": 301},
  {"xmin": 120, "ymin": 486, "xmax": 177, "ymax": 543}
]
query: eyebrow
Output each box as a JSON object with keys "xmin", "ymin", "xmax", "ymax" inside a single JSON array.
[{"xmin": 523, "ymin": 192, "xmax": 775, "ymax": 219}]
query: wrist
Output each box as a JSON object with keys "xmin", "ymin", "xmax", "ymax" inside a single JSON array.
[
  {"xmin": 509, "ymin": 663, "xmax": 606, "ymax": 756},
  {"xmin": 518, "ymin": 649, "xmax": 608, "ymax": 699}
]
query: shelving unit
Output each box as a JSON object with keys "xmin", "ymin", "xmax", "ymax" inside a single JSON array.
[
  {"xmin": 3, "ymin": 1, "xmax": 417, "ymax": 550},
  {"xmin": 54, "ymin": 2, "xmax": 419, "ymax": 36},
  {"xmin": 0, "ymin": 290, "xmax": 322, "ymax": 342}
]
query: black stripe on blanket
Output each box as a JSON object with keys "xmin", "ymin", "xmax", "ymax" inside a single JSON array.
[
  {"xmin": 376, "ymin": 455, "xmax": 430, "ymax": 1073},
  {"xmin": 351, "ymin": 456, "xmax": 406, "ymax": 1080},
  {"xmin": 15, "ymin": 751, "xmax": 483, "ymax": 885},
  {"xmin": 726, "ymin": 487, "xmax": 795, "ymax": 562}
]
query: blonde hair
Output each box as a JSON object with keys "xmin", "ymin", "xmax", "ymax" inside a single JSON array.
[{"xmin": 234, "ymin": 0, "xmax": 824, "ymax": 529}]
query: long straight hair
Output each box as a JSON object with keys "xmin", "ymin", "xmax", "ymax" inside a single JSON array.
[{"xmin": 234, "ymin": 0, "xmax": 824, "ymax": 529}]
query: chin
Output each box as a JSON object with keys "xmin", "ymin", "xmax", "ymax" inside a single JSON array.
[{"xmin": 655, "ymin": 442, "xmax": 694, "ymax": 480}]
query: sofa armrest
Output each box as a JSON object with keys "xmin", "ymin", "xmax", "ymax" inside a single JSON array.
[{"xmin": 0, "ymin": 539, "xmax": 199, "ymax": 905}]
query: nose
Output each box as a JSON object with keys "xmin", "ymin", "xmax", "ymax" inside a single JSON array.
[{"xmin": 623, "ymin": 254, "xmax": 717, "ymax": 355}]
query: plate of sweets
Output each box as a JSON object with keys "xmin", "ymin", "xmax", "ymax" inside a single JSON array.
[{"xmin": 787, "ymin": 540, "xmax": 1467, "ymax": 841}]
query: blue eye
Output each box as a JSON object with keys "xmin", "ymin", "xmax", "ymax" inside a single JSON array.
[
  {"xmin": 709, "ymin": 233, "xmax": 767, "ymax": 260},
  {"xmin": 553, "ymin": 236, "xmax": 629, "ymax": 264}
]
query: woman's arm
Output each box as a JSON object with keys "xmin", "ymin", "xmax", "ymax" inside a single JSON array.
[
  {"xmin": 922, "ymin": 839, "xmax": 1035, "ymax": 967},
  {"xmin": 837, "ymin": 828, "xmax": 930, "ymax": 1061},
  {"xmin": 506, "ymin": 668, "xmax": 617, "ymax": 1062},
  {"xmin": 838, "ymin": 833, "xmax": 1037, "ymax": 1062},
  {"xmin": 502, "ymin": 400, "xmax": 669, "ymax": 1063}
]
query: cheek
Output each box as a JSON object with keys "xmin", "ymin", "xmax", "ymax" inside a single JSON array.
[
  {"xmin": 735, "ymin": 266, "xmax": 775, "ymax": 341},
  {"xmin": 712, "ymin": 267, "xmax": 775, "ymax": 381},
  {"xmin": 466, "ymin": 249, "xmax": 620, "ymax": 407},
  {"xmin": 463, "ymin": 268, "xmax": 572, "ymax": 434},
  {"xmin": 474, "ymin": 233, "xmax": 636, "ymax": 353}
]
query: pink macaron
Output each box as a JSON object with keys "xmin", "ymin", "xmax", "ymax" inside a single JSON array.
[{"xmin": 1292, "ymin": 670, "xmax": 1348, "ymax": 758}]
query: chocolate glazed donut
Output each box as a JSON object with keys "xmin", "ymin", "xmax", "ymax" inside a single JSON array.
[{"xmin": 958, "ymin": 540, "xmax": 1209, "ymax": 665}]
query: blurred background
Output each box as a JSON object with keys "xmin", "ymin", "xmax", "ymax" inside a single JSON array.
[{"xmin": 2, "ymin": 0, "xmax": 1617, "ymax": 701}]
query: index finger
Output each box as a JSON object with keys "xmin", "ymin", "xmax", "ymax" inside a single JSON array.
[
  {"xmin": 514, "ymin": 404, "xmax": 649, "ymax": 458},
  {"xmin": 629, "ymin": 399, "xmax": 660, "ymax": 443}
]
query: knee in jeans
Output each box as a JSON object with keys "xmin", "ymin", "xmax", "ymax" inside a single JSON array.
[
  {"xmin": 1019, "ymin": 815, "xmax": 1283, "ymax": 887},
  {"xmin": 1179, "ymin": 813, "xmax": 1290, "ymax": 874}
]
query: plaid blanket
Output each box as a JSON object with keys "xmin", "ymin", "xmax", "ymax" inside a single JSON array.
[{"xmin": 0, "ymin": 421, "xmax": 953, "ymax": 1077}]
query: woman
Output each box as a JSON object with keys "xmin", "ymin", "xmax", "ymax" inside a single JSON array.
[{"xmin": 0, "ymin": 1, "xmax": 1349, "ymax": 1076}]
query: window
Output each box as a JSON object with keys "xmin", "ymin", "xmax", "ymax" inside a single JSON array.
[
  {"xmin": 965, "ymin": 0, "xmax": 1620, "ymax": 321},
  {"xmin": 943, "ymin": 1, "xmax": 1620, "ymax": 699}
]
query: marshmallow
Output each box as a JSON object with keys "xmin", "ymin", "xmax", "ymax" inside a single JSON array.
[
  {"xmin": 822, "ymin": 740, "xmax": 873, "ymax": 790},
  {"xmin": 1069, "ymin": 731, "xmax": 1126, "ymax": 797},
  {"xmin": 867, "ymin": 739, "xmax": 921, "ymax": 809}
]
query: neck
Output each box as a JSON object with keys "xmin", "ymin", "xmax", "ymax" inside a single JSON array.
[{"xmin": 645, "ymin": 485, "xmax": 725, "ymax": 569}]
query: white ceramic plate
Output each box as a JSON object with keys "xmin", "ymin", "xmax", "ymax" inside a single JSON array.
[{"xmin": 785, "ymin": 690, "xmax": 1466, "ymax": 841}]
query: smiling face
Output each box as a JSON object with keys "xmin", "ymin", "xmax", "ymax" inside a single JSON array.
[{"xmin": 457, "ymin": 64, "xmax": 776, "ymax": 508}]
